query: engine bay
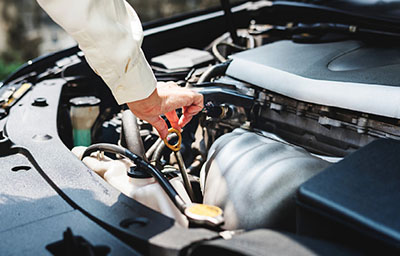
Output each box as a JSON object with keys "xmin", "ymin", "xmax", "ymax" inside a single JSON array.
[
  {"xmin": 2, "ymin": 1, "xmax": 400, "ymax": 255},
  {"xmin": 60, "ymin": 3, "xmax": 400, "ymax": 242}
]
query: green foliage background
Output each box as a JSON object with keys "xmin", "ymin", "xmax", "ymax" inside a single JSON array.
[
  {"xmin": 0, "ymin": 0, "xmax": 41, "ymax": 81},
  {"xmin": 0, "ymin": 59, "xmax": 22, "ymax": 81}
]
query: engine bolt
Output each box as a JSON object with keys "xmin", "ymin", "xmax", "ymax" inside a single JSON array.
[{"xmin": 32, "ymin": 97, "xmax": 48, "ymax": 107}]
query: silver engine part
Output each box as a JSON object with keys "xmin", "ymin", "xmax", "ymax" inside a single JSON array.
[{"xmin": 201, "ymin": 128, "xmax": 330, "ymax": 231}]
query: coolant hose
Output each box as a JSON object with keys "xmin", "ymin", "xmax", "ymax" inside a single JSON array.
[
  {"xmin": 120, "ymin": 110, "xmax": 148, "ymax": 162},
  {"xmin": 151, "ymin": 139, "xmax": 167, "ymax": 164},
  {"xmin": 81, "ymin": 143, "xmax": 187, "ymax": 212},
  {"xmin": 145, "ymin": 138, "xmax": 163, "ymax": 160},
  {"xmin": 151, "ymin": 132, "xmax": 180, "ymax": 164},
  {"xmin": 197, "ymin": 61, "xmax": 231, "ymax": 84}
]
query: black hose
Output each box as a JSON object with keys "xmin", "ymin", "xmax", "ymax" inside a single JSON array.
[
  {"xmin": 81, "ymin": 143, "xmax": 187, "ymax": 212},
  {"xmin": 193, "ymin": 86, "xmax": 254, "ymax": 109},
  {"xmin": 120, "ymin": 110, "xmax": 148, "ymax": 161},
  {"xmin": 187, "ymin": 155, "xmax": 205, "ymax": 176},
  {"xmin": 151, "ymin": 139, "xmax": 167, "ymax": 167},
  {"xmin": 197, "ymin": 61, "xmax": 231, "ymax": 84}
]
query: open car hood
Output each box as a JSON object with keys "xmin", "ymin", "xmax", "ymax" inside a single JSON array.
[{"xmin": 280, "ymin": 0, "xmax": 400, "ymax": 24}]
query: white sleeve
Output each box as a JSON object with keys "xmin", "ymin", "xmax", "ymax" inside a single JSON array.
[{"xmin": 36, "ymin": 0, "xmax": 157, "ymax": 104}]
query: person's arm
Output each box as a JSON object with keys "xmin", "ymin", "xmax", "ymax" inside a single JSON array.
[
  {"xmin": 37, "ymin": 0, "xmax": 203, "ymax": 138},
  {"xmin": 37, "ymin": 0, "xmax": 157, "ymax": 103}
]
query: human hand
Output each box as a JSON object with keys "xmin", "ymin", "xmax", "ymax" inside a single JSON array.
[{"xmin": 127, "ymin": 81, "xmax": 204, "ymax": 139}]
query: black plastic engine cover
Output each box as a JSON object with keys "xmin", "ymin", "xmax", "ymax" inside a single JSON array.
[
  {"xmin": 190, "ymin": 229, "xmax": 359, "ymax": 256},
  {"xmin": 297, "ymin": 139, "xmax": 400, "ymax": 254}
]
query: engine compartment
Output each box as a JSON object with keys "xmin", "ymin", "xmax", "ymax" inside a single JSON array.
[
  {"xmin": 55, "ymin": 4, "xmax": 400, "ymax": 235},
  {"xmin": 56, "ymin": 4, "xmax": 400, "ymax": 250},
  {"xmin": 2, "ymin": 1, "xmax": 400, "ymax": 255}
]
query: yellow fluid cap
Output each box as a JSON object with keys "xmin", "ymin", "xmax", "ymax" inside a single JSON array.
[
  {"xmin": 184, "ymin": 203, "xmax": 224, "ymax": 226},
  {"xmin": 186, "ymin": 204, "xmax": 223, "ymax": 217}
]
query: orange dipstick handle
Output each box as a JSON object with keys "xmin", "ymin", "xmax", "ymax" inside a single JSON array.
[{"xmin": 163, "ymin": 128, "xmax": 182, "ymax": 152}]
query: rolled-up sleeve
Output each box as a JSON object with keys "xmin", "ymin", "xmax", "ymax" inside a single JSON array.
[{"xmin": 36, "ymin": 0, "xmax": 157, "ymax": 104}]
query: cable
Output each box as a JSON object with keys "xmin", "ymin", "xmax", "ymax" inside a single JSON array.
[
  {"xmin": 210, "ymin": 32, "xmax": 255, "ymax": 63},
  {"xmin": 218, "ymin": 41, "xmax": 247, "ymax": 51},
  {"xmin": 211, "ymin": 32, "xmax": 230, "ymax": 62},
  {"xmin": 197, "ymin": 61, "xmax": 231, "ymax": 84},
  {"xmin": 60, "ymin": 62, "xmax": 78, "ymax": 80},
  {"xmin": 82, "ymin": 143, "xmax": 187, "ymax": 212}
]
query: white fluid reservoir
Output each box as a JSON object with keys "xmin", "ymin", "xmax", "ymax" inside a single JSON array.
[{"xmin": 72, "ymin": 146, "xmax": 191, "ymax": 227}]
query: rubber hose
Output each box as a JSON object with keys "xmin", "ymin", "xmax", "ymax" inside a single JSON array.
[
  {"xmin": 145, "ymin": 138, "xmax": 163, "ymax": 160},
  {"xmin": 197, "ymin": 61, "xmax": 231, "ymax": 84},
  {"xmin": 151, "ymin": 140, "xmax": 166, "ymax": 163},
  {"xmin": 120, "ymin": 110, "xmax": 148, "ymax": 162}
]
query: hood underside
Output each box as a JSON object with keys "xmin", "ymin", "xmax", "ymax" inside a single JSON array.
[{"xmin": 280, "ymin": 0, "xmax": 400, "ymax": 24}]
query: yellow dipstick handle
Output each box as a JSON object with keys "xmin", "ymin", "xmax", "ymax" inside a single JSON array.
[{"xmin": 163, "ymin": 128, "xmax": 182, "ymax": 152}]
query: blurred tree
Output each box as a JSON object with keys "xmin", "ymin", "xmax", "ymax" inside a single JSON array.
[{"xmin": 0, "ymin": 0, "xmax": 42, "ymax": 80}]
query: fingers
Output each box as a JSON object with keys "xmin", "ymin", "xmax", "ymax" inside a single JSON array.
[
  {"xmin": 177, "ymin": 92, "xmax": 204, "ymax": 128},
  {"xmin": 127, "ymin": 84, "xmax": 204, "ymax": 138},
  {"xmin": 156, "ymin": 102, "xmax": 201, "ymax": 137},
  {"xmin": 164, "ymin": 110, "xmax": 180, "ymax": 130},
  {"xmin": 178, "ymin": 113, "xmax": 193, "ymax": 128},
  {"xmin": 178, "ymin": 104, "xmax": 203, "ymax": 127},
  {"xmin": 191, "ymin": 91, "xmax": 204, "ymax": 110},
  {"xmin": 147, "ymin": 115, "xmax": 169, "ymax": 139}
]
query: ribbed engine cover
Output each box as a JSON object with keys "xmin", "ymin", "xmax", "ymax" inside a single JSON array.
[{"xmin": 201, "ymin": 129, "xmax": 330, "ymax": 231}]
